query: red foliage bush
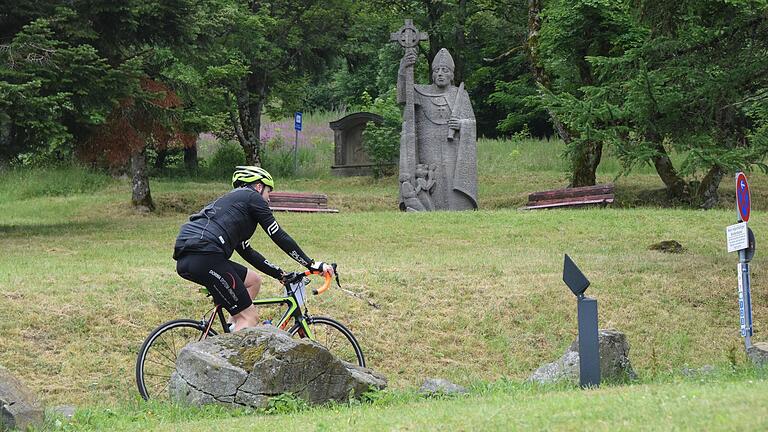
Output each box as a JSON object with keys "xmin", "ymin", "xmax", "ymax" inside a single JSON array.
[{"xmin": 77, "ymin": 78, "xmax": 194, "ymax": 170}]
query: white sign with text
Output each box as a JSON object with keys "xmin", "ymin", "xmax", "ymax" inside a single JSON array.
[{"xmin": 726, "ymin": 222, "xmax": 749, "ymax": 253}]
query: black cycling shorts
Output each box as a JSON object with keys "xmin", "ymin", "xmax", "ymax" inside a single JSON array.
[{"xmin": 176, "ymin": 253, "xmax": 251, "ymax": 315}]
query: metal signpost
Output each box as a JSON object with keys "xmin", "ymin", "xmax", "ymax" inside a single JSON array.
[
  {"xmin": 726, "ymin": 172, "xmax": 756, "ymax": 350},
  {"xmin": 563, "ymin": 254, "xmax": 600, "ymax": 388},
  {"xmin": 294, "ymin": 112, "xmax": 302, "ymax": 172}
]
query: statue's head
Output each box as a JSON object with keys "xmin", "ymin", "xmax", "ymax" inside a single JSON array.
[
  {"xmin": 431, "ymin": 48, "xmax": 454, "ymax": 88},
  {"xmin": 415, "ymin": 164, "xmax": 429, "ymax": 177},
  {"xmin": 399, "ymin": 173, "xmax": 411, "ymax": 183}
]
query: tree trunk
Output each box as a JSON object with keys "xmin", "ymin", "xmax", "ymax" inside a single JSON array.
[
  {"xmin": 570, "ymin": 140, "xmax": 603, "ymax": 187},
  {"xmin": 235, "ymin": 78, "xmax": 264, "ymax": 166},
  {"xmin": 696, "ymin": 165, "xmax": 724, "ymax": 209},
  {"xmin": 184, "ymin": 144, "xmax": 198, "ymax": 173},
  {"xmin": 131, "ymin": 148, "xmax": 155, "ymax": 212},
  {"xmin": 527, "ymin": 0, "xmax": 572, "ymax": 143},
  {"xmin": 646, "ymin": 130, "xmax": 690, "ymax": 201},
  {"xmin": 154, "ymin": 148, "xmax": 168, "ymax": 170},
  {"xmin": 453, "ymin": 0, "xmax": 468, "ymax": 84},
  {"xmin": 424, "ymin": 0, "xmax": 447, "ymax": 65}
]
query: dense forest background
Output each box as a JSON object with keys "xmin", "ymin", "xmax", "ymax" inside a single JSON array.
[{"xmin": 1, "ymin": 0, "xmax": 767, "ymax": 208}]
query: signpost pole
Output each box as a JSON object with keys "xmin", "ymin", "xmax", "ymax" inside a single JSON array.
[
  {"xmin": 577, "ymin": 295, "xmax": 600, "ymax": 388},
  {"xmin": 294, "ymin": 112, "xmax": 302, "ymax": 173},
  {"xmin": 738, "ymin": 251, "xmax": 754, "ymax": 348},
  {"xmin": 729, "ymin": 172, "xmax": 755, "ymax": 351},
  {"xmin": 294, "ymin": 129, "xmax": 298, "ymax": 172}
]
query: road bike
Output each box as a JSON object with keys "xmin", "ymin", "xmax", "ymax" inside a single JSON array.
[{"xmin": 135, "ymin": 265, "xmax": 365, "ymax": 401}]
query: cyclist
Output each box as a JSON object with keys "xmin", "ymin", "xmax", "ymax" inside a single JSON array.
[{"xmin": 173, "ymin": 165, "xmax": 334, "ymax": 331}]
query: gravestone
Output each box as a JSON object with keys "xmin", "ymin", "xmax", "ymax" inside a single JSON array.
[
  {"xmin": 391, "ymin": 20, "xmax": 478, "ymax": 211},
  {"xmin": 330, "ymin": 112, "xmax": 384, "ymax": 176}
]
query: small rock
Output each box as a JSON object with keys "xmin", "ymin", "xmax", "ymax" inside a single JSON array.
[
  {"xmin": 0, "ymin": 365, "xmax": 45, "ymax": 431},
  {"xmin": 51, "ymin": 405, "xmax": 76, "ymax": 419},
  {"xmin": 747, "ymin": 342, "xmax": 768, "ymax": 367},
  {"xmin": 682, "ymin": 365, "xmax": 716, "ymax": 377},
  {"xmin": 418, "ymin": 378, "xmax": 468, "ymax": 396},
  {"xmin": 529, "ymin": 351, "xmax": 580, "ymax": 384},
  {"xmin": 649, "ymin": 240, "xmax": 685, "ymax": 253}
]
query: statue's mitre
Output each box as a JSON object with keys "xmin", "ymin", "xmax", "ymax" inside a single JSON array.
[{"xmin": 431, "ymin": 48, "xmax": 454, "ymax": 71}]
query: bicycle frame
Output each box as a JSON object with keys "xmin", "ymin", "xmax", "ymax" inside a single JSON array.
[{"xmin": 198, "ymin": 281, "xmax": 314, "ymax": 340}]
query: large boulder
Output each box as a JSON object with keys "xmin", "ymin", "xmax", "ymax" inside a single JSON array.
[
  {"xmin": 169, "ymin": 326, "xmax": 386, "ymax": 408},
  {"xmin": 0, "ymin": 366, "xmax": 44, "ymax": 431},
  {"xmin": 529, "ymin": 329, "xmax": 636, "ymax": 384}
]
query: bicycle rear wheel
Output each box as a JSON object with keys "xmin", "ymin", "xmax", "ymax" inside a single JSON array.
[
  {"xmin": 135, "ymin": 319, "xmax": 217, "ymax": 401},
  {"xmin": 289, "ymin": 316, "xmax": 365, "ymax": 367}
]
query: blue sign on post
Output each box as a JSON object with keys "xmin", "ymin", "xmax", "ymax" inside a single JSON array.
[
  {"xmin": 294, "ymin": 112, "xmax": 303, "ymax": 131},
  {"xmin": 293, "ymin": 112, "xmax": 302, "ymax": 172}
]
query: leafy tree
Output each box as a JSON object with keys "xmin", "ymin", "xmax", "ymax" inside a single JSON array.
[
  {"xmin": 525, "ymin": 0, "xmax": 635, "ymax": 187},
  {"xmin": 0, "ymin": 17, "xmax": 139, "ymax": 166},
  {"xmin": 1, "ymin": 0, "xmax": 201, "ymax": 210},
  {"xmin": 189, "ymin": 0, "xmax": 352, "ymax": 165},
  {"xmin": 541, "ymin": 0, "xmax": 768, "ymax": 206}
]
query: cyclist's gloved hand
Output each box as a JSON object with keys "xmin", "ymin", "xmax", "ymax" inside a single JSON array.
[{"xmin": 309, "ymin": 261, "xmax": 334, "ymax": 276}]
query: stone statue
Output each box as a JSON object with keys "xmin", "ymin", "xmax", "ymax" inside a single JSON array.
[
  {"xmin": 391, "ymin": 22, "xmax": 478, "ymax": 211},
  {"xmin": 414, "ymin": 163, "xmax": 436, "ymax": 210},
  {"xmin": 399, "ymin": 174, "xmax": 426, "ymax": 212}
]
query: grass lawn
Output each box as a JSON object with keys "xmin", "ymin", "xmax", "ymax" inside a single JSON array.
[
  {"xmin": 50, "ymin": 371, "xmax": 768, "ymax": 431},
  {"xmin": 2, "ymin": 136, "xmax": 768, "ymax": 430}
]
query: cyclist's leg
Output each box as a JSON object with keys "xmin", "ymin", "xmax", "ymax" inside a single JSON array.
[
  {"xmin": 226, "ymin": 261, "xmax": 263, "ymax": 330},
  {"xmin": 176, "ymin": 253, "xmax": 255, "ymax": 328},
  {"xmin": 244, "ymin": 270, "xmax": 262, "ymax": 299}
]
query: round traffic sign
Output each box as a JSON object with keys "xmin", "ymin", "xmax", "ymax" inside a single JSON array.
[{"xmin": 736, "ymin": 172, "xmax": 751, "ymax": 222}]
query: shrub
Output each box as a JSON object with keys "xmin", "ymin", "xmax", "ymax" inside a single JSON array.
[
  {"xmin": 358, "ymin": 90, "xmax": 401, "ymax": 178},
  {"xmin": 0, "ymin": 165, "xmax": 114, "ymax": 200},
  {"xmin": 203, "ymin": 141, "xmax": 245, "ymax": 179}
]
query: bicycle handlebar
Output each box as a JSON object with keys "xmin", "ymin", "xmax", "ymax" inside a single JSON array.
[{"xmin": 303, "ymin": 263, "xmax": 339, "ymax": 295}]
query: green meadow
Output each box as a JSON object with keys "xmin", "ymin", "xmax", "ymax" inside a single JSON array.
[{"xmin": 2, "ymin": 137, "xmax": 767, "ymax": 430}]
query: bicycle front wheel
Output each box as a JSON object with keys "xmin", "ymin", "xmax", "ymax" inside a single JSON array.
[
  {"xmin": 289, "ymin": 316, "xmax": 365, "ymax": 367},
  {"xmin": 135, "ymin": 319, "xmax": 217, "ymax": 401}
]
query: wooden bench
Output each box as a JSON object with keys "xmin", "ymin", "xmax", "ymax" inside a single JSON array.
[
  {"xmin": 269, "ymin": 192, "xmax": 339, "ymax": 213},
  {"xmin": 523, "ymin": 184, "xmax": 615, "ymax": 210}
]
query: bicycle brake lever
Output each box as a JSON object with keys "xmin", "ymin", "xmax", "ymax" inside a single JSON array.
[{"xmin": 332, "ymin": 263, "xmax": 341, "ymax": 287}]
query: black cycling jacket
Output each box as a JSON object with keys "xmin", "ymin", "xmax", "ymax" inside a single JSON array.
[{"xmin": 173, "ymin": 187, "xmax": 312, "ymax": 279}]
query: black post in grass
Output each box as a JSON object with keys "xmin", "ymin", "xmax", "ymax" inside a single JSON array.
[{"xmin": 563, "ymin": 254, "xmax": 600, "ymax": 388}]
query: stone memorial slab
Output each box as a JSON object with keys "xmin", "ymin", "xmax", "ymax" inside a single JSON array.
[{"xmin": 330, "ymin": 112, "xmax": 384, "ymax": 176}]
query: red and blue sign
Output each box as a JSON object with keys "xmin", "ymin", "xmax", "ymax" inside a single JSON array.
[{"xmin": 736, "ymin": 172, "xmax": 751, "ymax": 222}]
